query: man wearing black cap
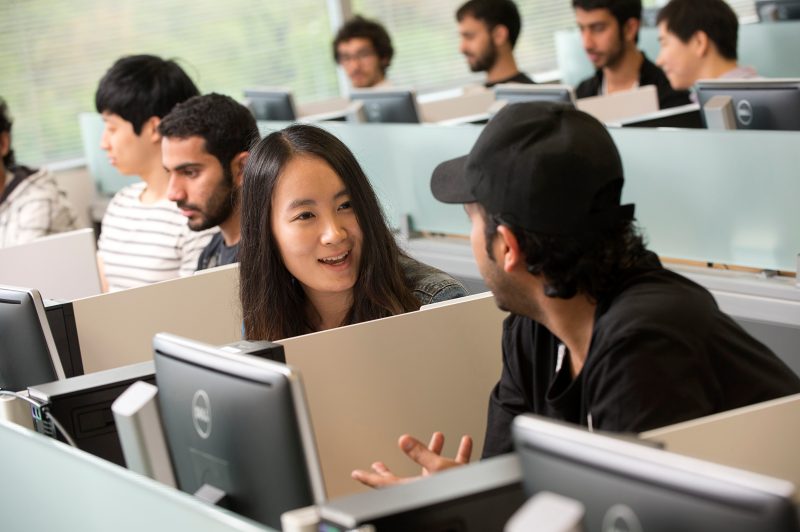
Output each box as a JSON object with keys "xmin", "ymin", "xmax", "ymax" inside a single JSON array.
[{"xmin": 352, "ymin": 102, "xmax": 800, "ymax": 488}]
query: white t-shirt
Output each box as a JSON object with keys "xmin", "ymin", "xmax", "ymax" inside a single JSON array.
[{"xmin": 97, "ymin": 182, "xmax": 217, "ymax": 292}]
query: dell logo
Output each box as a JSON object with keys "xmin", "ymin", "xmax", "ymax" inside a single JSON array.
[
  {"xmin": 736, "ymin": 99, "xmax": 753, "ymax": 126},
  {"xmin": 192, "ymin": 389, "xmax": 212, "ymax": 439},
  {"xmin": 602, "ymin": 504, "xmax": 643, "ymax": 532}
]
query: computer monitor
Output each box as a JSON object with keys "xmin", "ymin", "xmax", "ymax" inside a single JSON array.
[
  {"xmin": 757, "ymin": 1, "xmax": 800, "ymax": 21},
  {"xmin": 493, "ymin": 83, "xmax": 575, "ymax": 105},
  {"xmin": 243, "ymin": 87, "xmax": 298, "ymax": 121},
  {"xmin": 0, "ymin": 286, "xmax": 66, "ymax": 391},
  {"xmin": 512, "ymin": 414, "xmax": 799, "ymax": 532},
  {"xmin": 614, "ymin": 103, "xmax": 704, "ymax": 129},
  {"xmin": 318, "ymin": 454, "xmax": 526, "ymax": 531},
  {"xmin": 152, "ymin": 332, "xmax": 326, "ymax": 530},
  {"xmin": 349, "ymin": 89, "xmax": 421, "ymax": 123},
  {"xmin": 695, "ymin": 79, "xmax": 800, "ymax": 131}
]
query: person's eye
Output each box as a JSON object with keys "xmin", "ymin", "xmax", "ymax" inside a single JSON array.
[
  {"xmin": 294, "ymin": 211, "xmax": 315, "ymax": 221},
  {"xmin": 338, "ymin": 200, "xmax": 352, "ymax": 211}
]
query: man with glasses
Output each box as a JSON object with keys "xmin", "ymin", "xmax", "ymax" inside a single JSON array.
[{"xmin": 333, "ymin": 16, "xmax": 394, "ymax": 89}]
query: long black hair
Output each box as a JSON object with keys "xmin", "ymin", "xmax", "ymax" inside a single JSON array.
[{"xmin": 239, "ymin": 124, "xmax": 419, "ymax": 340}]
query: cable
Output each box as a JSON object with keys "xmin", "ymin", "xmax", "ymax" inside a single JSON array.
[{"xmin": 0, "ymin": 389, "xmax": 78, "ymax": 448}]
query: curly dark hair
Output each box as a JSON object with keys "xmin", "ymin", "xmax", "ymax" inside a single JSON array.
[
  {"xmin": 333, "ymin": 15, "xmax": 394, "ymax": 74},
  {"xmin": 0, "ymin": 98, "xmax": 15, "ymax": 168},
  {"xmin": 482, "ymin": 206, "xmax": 649, "ymax": 301},
  {"xmin": 158, "ymin": 93, "xmax": 259, "ymax": 174}
]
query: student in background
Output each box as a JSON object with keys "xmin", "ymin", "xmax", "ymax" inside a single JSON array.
[
  {"xmin": 656, "ymin": 0, "xmax": 757, "ymax": 91},
  {"xmin": 573, "ymin": 0, "xmax": 690, "ymax": 108},
  {"xmin": 239, "ymin": 124, "xmax": 466, "ymax": 341},
  {"xmin": 333, "ymin": 15, "xmax": 395, "ymax": 89},
  {"xmin": 95, "ymin": 55, "xmax": 216, "ymax": 291},
  {"xmin": 352, "ymin": 102, "xmax": 800, "ymax": 487},
  {"xmin": 456, "ymin": 0, "xmax": 534, "ymax": 87},
  {"xmin": 160, "ymin": 93, "xmax": 259, "ymax": 270},
  {"xmin": 0, "ymin": 98, "xmax": 76, "ymax": 248}
]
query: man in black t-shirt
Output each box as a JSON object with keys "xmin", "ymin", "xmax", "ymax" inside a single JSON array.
[
  {"xmin": 159, "ymin": 94, "xmax": 260, "ymax": 270},
  {"xmin": 572, "ymin": 0, "xmax": 690, "ymax": 109},
  {"xmin": 352, "ymin": 102, "xmax": 800, "ymax": 488},
  {"xmin": 455, "ymin": 0, "xmax": 534, "ymax": 88}
]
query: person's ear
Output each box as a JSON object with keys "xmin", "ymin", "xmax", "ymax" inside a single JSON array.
[
  {"xmin": 0, "ymin": 131, "xmax": 10, "ymax": 159},
  {"xmin": 691, "ymin": 30, "xmax": 710, "ymax": 57},
  {"xmin": 492, "ymin": 24, "xmax": 510, "ymax": 48},
  {"xmin": 231, "ymin": 152, "xmax": 248, "ymax": 188},
  {"xmin": 623, "ymin": 17, "xmax": 640, "ymax": 45},
  {"xmin": 144, "ymin": 116, "xmax": 162, "ymax": 143},
  {"xmin": 495, "ymin": 225, "xmax": 525, "ymax": 273}
]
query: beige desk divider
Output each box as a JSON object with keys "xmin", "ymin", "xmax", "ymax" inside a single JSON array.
[
  {"xmin": 576, "ymin": 84, "xmax": 659, "ymax": 123},
  {"xmin": 0, "ymin": 228, "xmax": 101, "ymax": 300},
  {"xmin": 418, "ymin": 89, "xmax": 495, "ymax": 123},
  {"xmin": 277, "ymin": 291, "xmax": 507, "ymax": 499},
  {"xmin": 73, "ymin": 264, "xmax": 242, "ymax": 373},
  {"xmin": 641, "ymin": 393, "xmax": 800, "ymax": 501}
]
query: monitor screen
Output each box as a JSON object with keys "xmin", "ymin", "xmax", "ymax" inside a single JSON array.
[
  {"xmin": 153, "ymin": 332, "xmax": 326, "ymax": 530},
  {"xmin": 513, "ymin": 415, "xmax": 799, "ymax": 532},
  {"xmin": 756, "ymin": 1, "xmax": 800, "ymax": 21},
  {"xmin": 695, "ymin": 79, "xmax": 800, "ymax": 131},
  {"xmin": 0, "ymin": 286, "xmax": 65, "ymax": 391},
  {"xmin": 349, "ymin": 89, "xmax": 421, "ymax": 123},
  {"xmin": 243, "ymin": 88, "xmax": 297, "ymax": 121},
  {"xmin": 494, "ymin": 83, "xmax": 575, "ymax": 106}
]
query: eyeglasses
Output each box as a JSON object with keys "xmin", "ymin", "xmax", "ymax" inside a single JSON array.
[{"xmin": 338, "ymin": 49, "xmax": 377, "ymax": 64}]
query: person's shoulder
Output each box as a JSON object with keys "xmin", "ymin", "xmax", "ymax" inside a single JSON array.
[
  {"xmin": 400, "ymin": 255, "xmax": 467, "ymax": 305},
  {"xmin": 575, "ymin": 71, "xmax": 602, "ymax": 99},
  {"xmin": 600, "ymin": 266, "xmax": 718, "ymax": 334},
  {"xmin": 108, "ymin": 182, "xmax": 146, "ymax": 205}
]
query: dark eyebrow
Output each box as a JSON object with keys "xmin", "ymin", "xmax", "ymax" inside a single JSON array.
[
  {"xmin": 166, "ymin": 162, "xmax": 202, "ymax": 173},
  {"xmin": 287, "ymin": 188, "xmax": 350, "ymax": 211}
]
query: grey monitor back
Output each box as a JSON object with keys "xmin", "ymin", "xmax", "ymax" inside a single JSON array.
[
  {"xmin": 494, "ymin": 83, "xmax": 575, "ymax": 105},
  {"xmin": 695, "ymin": 79, "xmax": 800, "ymax": 130},
  {"xmin": 319, "ymin": 454, "xmax": 525, "ymax": 531},
  {"xmin": 616, "ymin": 103, "xmax": 704, "ymax": 129},
  {"xmin": 349, "ymin": 89, "xmax": 421, "ymax": 123},
  {"xmin": 243, "ymin": 88, "xmax": 297, "ymax": 121},
  {"xmin": 513, "ymin": 415, "xmax": 799, "ymax": 532},
  {"xmin": 153, "ymin": 332, "xmax": 325, "ymax": 530},
  {"xmin": 0, "ymin": 286, "xmax": 66, "ymax": 391}
]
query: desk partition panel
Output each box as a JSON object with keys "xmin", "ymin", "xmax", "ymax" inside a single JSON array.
[
  {"xmin": 277, "ymin": 292, "xmax": 506, "ymax": 500},
  {"xmin": 259, "ymin": 121, "xmax": 800, "ymax": 273},
  {"xmin": 611, "ymin": 128, "xmax": 800, "ymax": 272},
  {"xmin": 0, "ymin": 420, "xmax": 272, "ymax": 531},
  {"xmin": 73, "ymin": 264, "xmax": 242, "ymax": 373}
]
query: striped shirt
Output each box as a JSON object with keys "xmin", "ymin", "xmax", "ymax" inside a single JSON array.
[{"xmin": 97, "ymin": 182, "xmax": 217, "ymax": 292}]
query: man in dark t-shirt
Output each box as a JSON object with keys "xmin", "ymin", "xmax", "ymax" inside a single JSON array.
[
  {"xmin": 352, "ymin": 102, "xmax": 800, "ymax": 488},
  {"xmin": 455, "ymin": 0, "xmax": 534, "ymax": 88},
  {"xmin": 159, "ymin": 94, "xmax": 261, "ymax": 270},
  {"xmin": 573, "ymin": 0, "xmax": 689, "ymax": 108}
]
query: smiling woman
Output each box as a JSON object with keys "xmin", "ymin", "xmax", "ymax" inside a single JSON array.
[{"xmin": 239, "ymin": 124, "xmax": 467, "ymax": 341}]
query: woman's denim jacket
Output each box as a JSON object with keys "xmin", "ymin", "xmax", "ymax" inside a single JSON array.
[{"xmin": 399, "ymin": 255, "xmax": 468, "ymax": 305}]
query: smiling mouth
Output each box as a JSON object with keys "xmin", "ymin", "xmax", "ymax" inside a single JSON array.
[{"xmin": 319, "ymin": 251, "xmax": 350, "ymax": 266}]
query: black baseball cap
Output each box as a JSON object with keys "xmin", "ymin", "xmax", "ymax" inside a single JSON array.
[{"xmin": 430, "ymin": 102, "xmax": 634, "ymax": 236}]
